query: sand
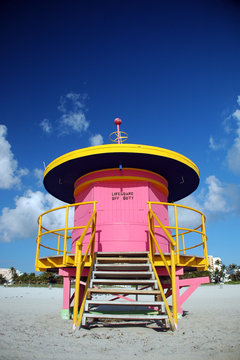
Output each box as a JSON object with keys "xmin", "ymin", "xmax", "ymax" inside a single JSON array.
[{"xmin": 0, "ymin": 284, "xmax": 239, "ymax": 360}]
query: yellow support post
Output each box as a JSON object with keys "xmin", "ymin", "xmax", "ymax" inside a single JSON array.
[
  {"xmin": 148, "ymin": 255, "xmax": 176, "ymax": 331},
  {"xmin": 201, "ymin": 214, "xmax": 208, "ymax": 270},
  {"xmin": 174, "ymin": 204, "xmax": 180, "ymax": 264},
  {"xmin": 170, "ymin": 243, "xmax": 177, "ymax": 325},
  {"xmin": 63, "ymin": 206, "xmax": 69, "ymax": 265},
  {"xmin": 35, "ymin": 215, "xmax": 42, "ymax": 269},
  {"xmin": 182, "ymin": 234, "xmax": 186, "ymax": 255},
  {"xmin": 57, "ymin": 234, "xmax": 61, "ymax": 255},
  {"xmin": 90, "ymin": 213, "xmax": 97, "ymax": 261},
  {"xmin": 148, "ymin": 211, "xmax": 155, "ymax": 262},
  {"xmin": 72, "ymin": 244, "xmax": 82, "ymax": 329},
  {"xmin": 76, "ymin": 253, "xmax": 96, "ymax": 328}
]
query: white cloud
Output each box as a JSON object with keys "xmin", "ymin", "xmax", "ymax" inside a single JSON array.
[
  {"xmin": 226, "ymin": 99, "xmax": 240, "ymax": 174},
  {"xmin": 89, "ymin": 134, "xmax": 104, "ymax": 146},
  {"xmin": 237, "ymin": 95, "xmax": 240, "ymax": 106},
  {"xmin": 209, "ymin": 136, "xmax": 225, "ymax": 151},
  {"xmin": 0, "ymin": 190, "xmax": 73, "ymax": 243},
  {"xmin": 172, "ymin": 195, "xmax": 203, "ymax": 230},
  {"xmin": 203, "ymin": 175, "xmax": 240, "ymax": 215},
  {"xmin": 222, "ymin": 115, "xmax": 233, "ymax": 134},
  {"xmin": 34, "ymin": 168, "xmax": 44, "ymax": 187},
  {"xmin": 233, "ymin": 109, "xmax": 240, "ymax": 122},
  {"xmin": 226, "ymin": 130, "xmax": 240, "ymax": 174},
  {"xmin": 58, "ymin": 93, "xmax": 87, "ymax": 112},
  {"xmin": 0, "ymin": 124, "xmax": 28, "ymax": 189},
  {"xmin": 60, "ymin": 112, "xmax": 89, "ymax": 133},
  {"xmin": 58, "ymin": 93, "xmax": 89, "ymax": 134},
  {"xmin": 172, "ymin": 175, "xmax": 240, "ymax": 227},
  {"xmin": 40, "ymin": 118, "xmax": 52, "ymax": 133},
  {"xmin": 204, "ymin": 176, "xmax": 228, "ymax": 212}
]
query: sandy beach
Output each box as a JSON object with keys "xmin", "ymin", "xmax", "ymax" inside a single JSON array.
[{"xmin": 0, "ymin": 284, "xmax": 239, "ymax": 360}]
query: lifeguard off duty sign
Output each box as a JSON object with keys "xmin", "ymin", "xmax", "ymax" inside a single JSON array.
[{"xmin": 112, "ymin": 191, "xmax": 134, "ymax": 201}]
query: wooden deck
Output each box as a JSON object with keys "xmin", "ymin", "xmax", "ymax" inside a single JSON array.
[{"xmin": 36, "ymin": 252, "xmax": 207, "ymax": 271}]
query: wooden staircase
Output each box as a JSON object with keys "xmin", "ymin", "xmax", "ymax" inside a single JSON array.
[{"xmin": 81, "ymin": 252, "xmax": 172, "ymax": 330}]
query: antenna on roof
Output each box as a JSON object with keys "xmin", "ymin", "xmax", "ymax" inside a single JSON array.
[{"xmin": 109, "ymin": 118, "xmax": 128, "ymax": 144}]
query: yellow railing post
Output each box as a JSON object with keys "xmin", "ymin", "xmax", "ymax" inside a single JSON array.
[
  {"xmin": 76, "ymin": 253, "xmax": 96, "ymax": 328},
  {"xmin": 35, "ymin": 215, "xmax": 42, "ymax": 268},
  {"xmin": 90, "ymin": 212, "xmax": 97, "ymax": 261},
  {"xmin": 148, "ymin": 203, "xmax": 152, "ymax": 261},
  {"xmin": 146, "ymin": 200, "xmax": 209, "ymax": 328},
  {"xmin": 148, "ymin": 209, "xmax": 155, "ymax": 262},
  {"xmin": 174, "ymin": 204, "xmax": 180, "ymax": 264},
  {"xmin": 182, "ymin": 234, "xmax": 186, "ymax": 254},
  {"xmin": 148, "ymin": 213, "xmax": 152, "ymax": 261},
  {"xmin": 170, "ymin": 243, "xmax": 177, "ymax": 325},
  {"xmin": 148, "ymin": 255, "xmax": 176, "ymax": 331},
  {"xmin": 72, "ymin": 243, "xmax": 82, "ymax": 329},
  {"xmin": 57, "ymin": 234, "xmax": 61, "ymax": 255},
  {"xmin": 73, "ymin": 207, "xmax": 97, "ymax": 329},
  {"xmin": 201, "ymin": 214, "xmax": 208, "ymax": 270},
  {"xmin": 63, "ymin": 205, "xmax": 69, "ymax": 265},
  {"xmin": 151, "ymin": 214, "xmax": 155, "ymax": 259}
]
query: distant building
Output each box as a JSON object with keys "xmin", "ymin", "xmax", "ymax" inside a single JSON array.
[
  {"xmin": 0, "ymin": 268, "xmax": 22, "ymax": 283},
  {"xmin": 208, "ymin": 256, "xmax": 222, "ymax": 272},
  {"xmin": 0, "ymin": 268, "xmax": 12, "ymax": 282}
]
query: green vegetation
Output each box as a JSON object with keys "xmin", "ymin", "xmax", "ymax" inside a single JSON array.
[
  {"xmin": 179, "ymin": 261, "xmax": 240, "ymax": 284},
  {"xmin": 1, "ymin": 262, "xmax": 240, "ymax": 286},
  {"xmin": 0, "ymin": 274, "xmax": 6, "ymax": 285},
  {"xmin": 1, "ymin": 267, "xmax": 63, "ymax": 286},
  {"xmin": 212, "ymin": 262, "xmax": 240, "ymax": 283}
]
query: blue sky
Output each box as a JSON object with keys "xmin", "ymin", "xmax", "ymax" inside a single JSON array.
[{"xmin": 0, "ymin": 0, "xmax": 240, "ymax": 272}]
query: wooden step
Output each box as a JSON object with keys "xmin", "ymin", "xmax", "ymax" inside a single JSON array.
[
  {"xmin": 88, "ymin": 288, "xmax": 161, "ymax": 295},
  {"xmin": 95, "ymin": 263, "xmax": 151, "ymax": 271},
  {"xmin": 96, "ymin": 257, "xmax": 149, "ymax": 263},
  {"xmin": 85, "ymin": 299, "xmax": 165, "ymax": 310},
  {"xmin": 92, "ymin": 271, "xmax": 154, "ymax": 279},
  {"xmin": 79, "ymin": 251, "xmax": 172, "ymax": 329},
  {"xmin": 82, "ymin": 313, "xmax": 168, "ymax": 326},
  {"xmin": 90, "ymin": 279, "xmax": 157, "ymax": 286},
  {"xmin": 96, "ymin": 252, "xmax": 149, "ymax": 257}
]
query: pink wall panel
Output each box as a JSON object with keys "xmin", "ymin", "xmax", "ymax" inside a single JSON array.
[
  {"xmin": 149, "ymin": 184, "xmax": 171, "ymax": 252},
  {"xmin": 71, "ymin": 169, "xmax": 170, "ymax": 253},
  {"xmin": 71, "ymin": 186, "xmax": 93, "ymax": 253}
]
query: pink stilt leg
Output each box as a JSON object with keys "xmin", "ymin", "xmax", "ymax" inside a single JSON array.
[{"xmin": 61, "ymin": 276, "xmax": 71, "ymax": 319}]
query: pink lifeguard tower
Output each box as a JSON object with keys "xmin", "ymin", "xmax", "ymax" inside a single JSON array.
[{"xmin": 35, "ymin": 119, "xmax": 209, "ymax": 331}]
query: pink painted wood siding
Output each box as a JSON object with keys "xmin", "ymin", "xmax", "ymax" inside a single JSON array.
[
  {"xmin": 149, "ymin": 183, "xmax": 171, "ymax": 252},
  {"xmin": 71, "ymin": 169, "xmax": 170, "ymax": 253}
]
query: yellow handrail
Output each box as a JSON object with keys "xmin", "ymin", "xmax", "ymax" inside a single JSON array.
[
  {"xmin": 147, "ymin": 201, "xmax": 208, "ymax": 265},
  {"xmin": 148, "ymin": 201, "xmax": 208, "ymax": 324},
  {"xmin": 72, "ymin": 210, "xmax": 97, "ymax": 328},
  {"xmin": 35, "ymin": 201, "xmax": 97, "ymax": 267},
  {"xmin": 37, "ymin": 243, "xmax": 71, "ymax": 254},
  {"xmin": 178, "ymin": 242, "xmax": 204, "ymax": 253},
  {"xmin": 76, "ymin": 253, "xmax": 96, "ymax": 328},
  {"xmin": 148, "ymin": 208, "xmax": 177, "ymax": 323},
  {"xmin": 148, "ymin": 212, "xmax": 171, "ymax": 278},
  {"xmin": 149, "ymin": 209, "xmax": 176, "ymax": 246},
  {"xmin": 148, "ymin": 255, "xmax": 176, "ymax": 331}
]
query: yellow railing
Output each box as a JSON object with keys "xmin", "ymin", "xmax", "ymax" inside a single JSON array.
[
  {"xmin": 72, "ymin": 209, "xmax": 97, "ymax": 328},
  {"xmin": 148, "ymin": 201, "xmax": 208, "ymax": 325},
  {"xmin": 148, "ymin": 202, "xmax": 208, "ymax": 267},
  {"xmin": 148, "ymin": 208, "xmax": 177, "ymax": 326},
  {"xmin": 35, "ymin": 201, "xmax": 97, "ymax": 268},
  {"xmin": 148, "ymin": 255, "xmax": 176, "ymax": 331}
]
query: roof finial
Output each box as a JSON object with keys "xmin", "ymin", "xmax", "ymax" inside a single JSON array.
[
  {"xmin": 109, "ymin": 118, "xmax": 128, "ymax": 144},
  {"xmin": 114, "ymin": 118, "xmax": 122, "ymax": 144}
]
